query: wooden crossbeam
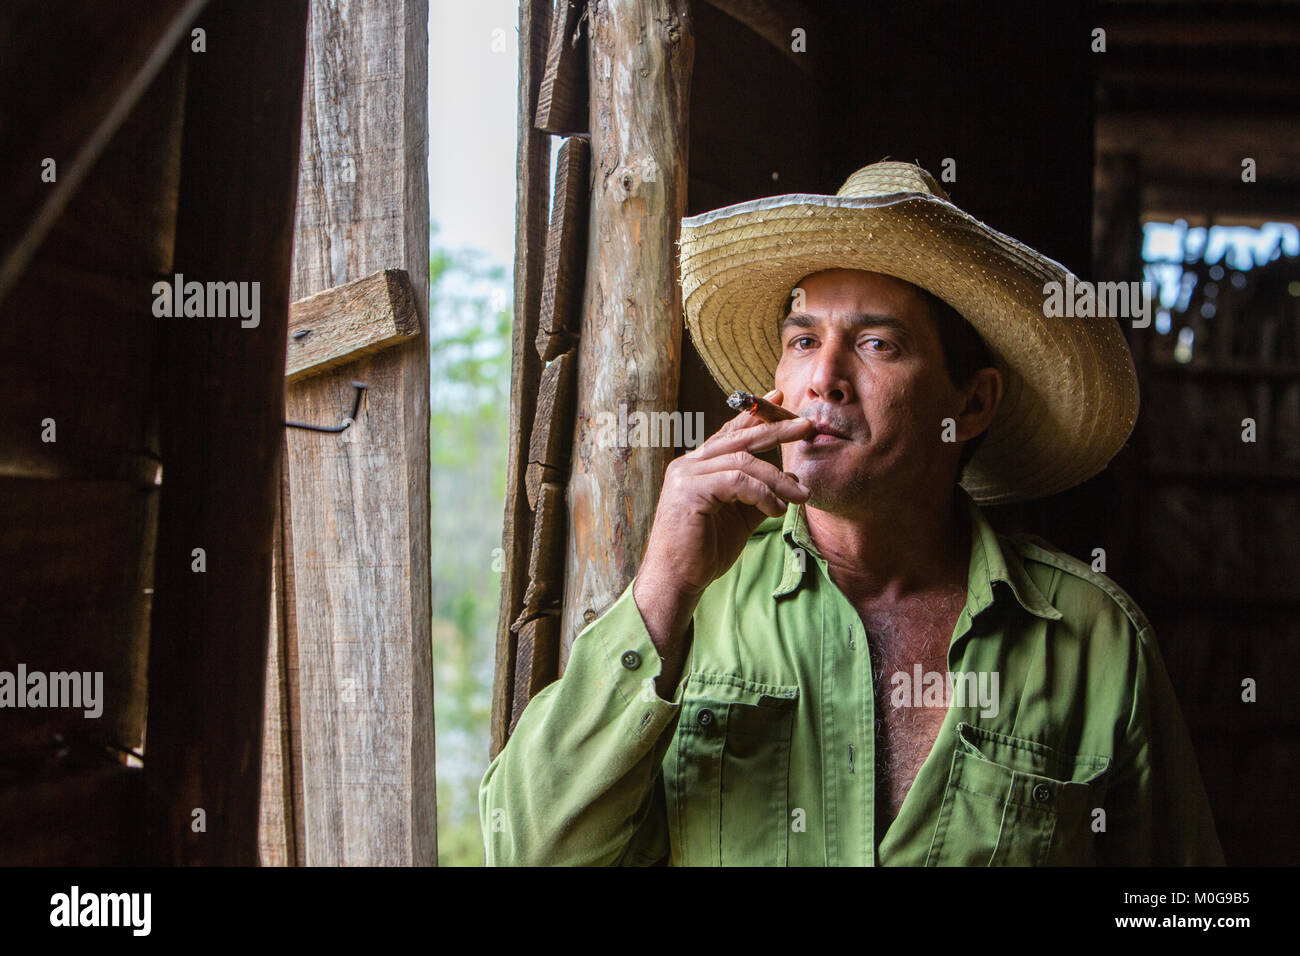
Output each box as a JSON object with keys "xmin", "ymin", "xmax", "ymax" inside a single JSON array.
[{"xmin": 286, "ymin": 268, "xmax": 420, "ymax": 382}]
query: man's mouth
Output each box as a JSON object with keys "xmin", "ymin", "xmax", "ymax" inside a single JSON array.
[{"xmin": 805, "ymin": 418, "xmax": 851, "ymax": 444}]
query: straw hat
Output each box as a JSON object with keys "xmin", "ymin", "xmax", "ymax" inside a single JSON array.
[{"xmin": 677, "ymin": 161, "xmax": 1139, "ymax": 504}]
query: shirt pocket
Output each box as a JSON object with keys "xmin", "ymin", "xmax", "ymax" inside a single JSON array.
[
  {"xmin": 926, "ymin": 722, "xmax": 1111, "ymax": 866},
  {"xmin": 665, "ymin": 673, "xmax": 798, "ymax": 866}
]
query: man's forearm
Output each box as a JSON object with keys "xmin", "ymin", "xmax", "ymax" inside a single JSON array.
[{"xmin": 633, "ymin": 573, "xmax": 701, "ymax": 698}]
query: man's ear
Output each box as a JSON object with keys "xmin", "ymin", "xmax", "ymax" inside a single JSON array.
[{"xmin": 955, "ymin": 367, "xmax": 1002, "ymax": 442}]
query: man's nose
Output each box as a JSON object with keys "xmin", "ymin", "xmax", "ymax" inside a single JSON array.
[{"xmin": 806, "ymin": 341, "xmax": 855, "ymax": 405}]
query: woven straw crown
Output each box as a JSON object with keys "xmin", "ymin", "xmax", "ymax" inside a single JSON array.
[{"xmin": 677, "ymin": 160, "xmax": 1139, "ymax": 504}]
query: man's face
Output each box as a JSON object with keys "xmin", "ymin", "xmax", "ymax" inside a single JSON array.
[{"xmin": 773, "ymin": 269, "xmax": 973, "ymax": 513}]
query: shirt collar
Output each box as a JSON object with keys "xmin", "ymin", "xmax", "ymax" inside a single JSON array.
[{"xmin": 771, "ymin": 487, "xmax": 1063, "ymax": 623}]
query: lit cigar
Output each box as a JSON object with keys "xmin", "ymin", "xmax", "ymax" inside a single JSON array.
[{"xmin": 727, "ymin": 390, "xmax": 799, "ymax": 423}]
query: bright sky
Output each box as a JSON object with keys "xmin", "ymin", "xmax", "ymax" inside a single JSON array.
[{"xmin": 428, "ymin": 0, "xmax": 521, "ymax": 272}]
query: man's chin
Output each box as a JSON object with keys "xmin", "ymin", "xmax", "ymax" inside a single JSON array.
[{"xmin": 792, "ymin": 463, "xmax": 874, "ymax": 513}]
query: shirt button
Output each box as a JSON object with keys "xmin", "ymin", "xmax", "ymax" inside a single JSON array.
[
  {"xmin": 620, "ymin": 650, "xmax": 641, "ymax": 670},
  {"xmin": 696, "ymin": 708, "xmax": 716, "ymax": 729},
  {"xmin": 1033, "ymin": 784, "xmax": 1051, "ymax": 803}
]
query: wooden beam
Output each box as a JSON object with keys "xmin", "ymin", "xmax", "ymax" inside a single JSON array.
[
  {"xmin": 258, "ymin": 441, "xmax": 305, "ymax": 866},
  {"xmin": 1103, "ymin": 16, "xmax": 1300, "ymax": 48},
  {"xmin": 145, "ymin": 0, "xmax": 310, "ymax": 866},
  {"xmin": 535, "ymin": 0, "xmax": 590, "ymax": 134},
  {"xmin": 1098, "ymin": 112, "xmax": 1300, "ymax": 184},
  {"xmin": 536, "ymin": 137, "xmax": 591, "ymax": 361},
  {"xmin": 525, "ymin": 349, "xmax": 579, "ymax": 509},
  {"xmin": 0, "ymin": 0, "xmax": 207, "ymax": 305},
  {"xmin": 559, "ymin": 0, "xmax": 693, "ymax": 667},
  {"xmin": 703, "ymin": 0, "xmax": 818, "ymax": 74},
  {"xmin": 509, "ymin": 614, "xmax": 560, "ymax": 734},
  {"xmin": 492, "ymin": 0, "xmax": 554, "ymax": 760},
  {"xmin": 517, "ymin": 480, "xmax": 568, "ymax": 623},
  {"xmin": 286, "ymin": 269, "xmax": 420, "ymax": 383},
  {"xmin": 276, "ymin": 0, "xmax": 434, "ymax": 866}
]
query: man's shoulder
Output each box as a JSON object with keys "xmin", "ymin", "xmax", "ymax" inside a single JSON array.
[{"xmin": 1000, "ymin": 531, "xmax": 1153, "ymax": 639}]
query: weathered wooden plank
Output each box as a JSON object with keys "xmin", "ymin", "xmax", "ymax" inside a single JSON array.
[
  {"xmin": 145, "ymin": 0, "xmax": 310, "ymax": 866},
  {"xmin": 535, "ymin": 0, "xmax": 590, "ymax": 134},
  {"xmin": 492, "ymin": 0, "xmax": 555, "ymax": 760},
  {"xmin": 286, "ymin": 268, "xmax": 420, "ymax": 383},
  {"xmin": 558, "ymin": 0, "xmax": 693, "ymax": 669},
  {"xmin": 509, "ymin": 614, "xmax": 560, "ymax": 734},
  {"xmin": 0, "ymin": 0, "xmax": 206, "ymax": 305},
  {"xmin": 525, "ymin": 349, "xmax": 579, "ymax": 509},
  {"xmin": 517, "ymin": 480, "xmax": 568, "ymax": 623},
  {"xmin": 278, "ymin": 0, "xmax": 434, "ymax": 866},
  {"xmin": 258, "ymin": 440, "xmax": 304, "ymax": 867},
  {"xmin": 536, "ymin": 137, "xmax": 591, "ymax": 361}
]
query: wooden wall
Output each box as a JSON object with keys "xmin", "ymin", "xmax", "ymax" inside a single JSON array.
[{"xmin": 0, "ymin": 0, "xmax": 309, "ymax": 865}]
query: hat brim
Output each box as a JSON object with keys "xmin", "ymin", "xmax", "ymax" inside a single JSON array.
[{"xmin": 678, "ymin": 192, "xmax": 1139, "ymax": 504}]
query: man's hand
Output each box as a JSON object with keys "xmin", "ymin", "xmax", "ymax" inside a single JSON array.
[{"xmin": 633, "ymin": 390, "xmax": 814, "ymax": 694}]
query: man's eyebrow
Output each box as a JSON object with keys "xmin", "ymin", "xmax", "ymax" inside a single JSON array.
[{"xmin": 780, "ymin": 312, "xmax": 912, "ymax": 338}]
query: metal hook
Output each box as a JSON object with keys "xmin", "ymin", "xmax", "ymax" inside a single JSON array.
[{"xmin": 285, "ymin": 382, "xmax": 369, "ymax": 433}]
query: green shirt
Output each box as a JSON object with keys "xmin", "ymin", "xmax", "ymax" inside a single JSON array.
[{"xmin": 480, "ymin": 489, "xmax": 1224, "ymax": 866}]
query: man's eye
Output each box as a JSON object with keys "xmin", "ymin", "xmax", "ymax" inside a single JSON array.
[
  {"xmin": 789, "ymin": 335, "xmax": 815, "ymax": 349},
  {"xmin": 863, "ymin": 337, "xmax": 893, "ymax": 352}
]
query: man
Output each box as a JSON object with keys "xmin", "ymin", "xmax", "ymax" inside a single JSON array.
[{"xmin": 480, "ymin": 161, "xmax": 1224, "ymax": 866}]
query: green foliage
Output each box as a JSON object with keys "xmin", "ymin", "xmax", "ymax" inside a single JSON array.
[{"xmin": 428, "ymin": 220, "xmax": 512, "ymax": 866}]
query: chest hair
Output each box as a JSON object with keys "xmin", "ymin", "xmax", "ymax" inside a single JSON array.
[{"xmin": 859, "ymin": 591, "xmax": 966, "ymax": 820}]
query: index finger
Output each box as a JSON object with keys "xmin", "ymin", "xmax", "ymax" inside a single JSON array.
[
  {"xmin": 691, "ymin": 395, "xmax": 811, "ymax": 457},
  {"xmin": 694, "ymin": 414, "xmax": 815, "ymax": 459}
]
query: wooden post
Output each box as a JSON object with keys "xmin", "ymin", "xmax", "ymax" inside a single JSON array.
[
  {"xmin": 558, "ymin": 0, "xmax": 693, "ymax": 665},
  {"xmin": 265, "ymin": 0, "xmax": 435, "ymax": 866},
  {"xmin": 145, "ymin": 0, "xmax": 310, "ymax": 866}
]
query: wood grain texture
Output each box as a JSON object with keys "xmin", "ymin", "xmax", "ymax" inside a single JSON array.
[
  {"xmin": 525, "ymin": 348, "xmax": 579, "ymax": 509},
  {"xmin": 509, "ymin": 613, "xmax": 560, "ymax": 734},
  {"xmin": 258, "ymin": 439, "xmax": 305, "ymax": 866},
  {"xmin": 277, "ymin": 0, "xmax": 434, "ymax": 866},
  {"xmin": 535, "ymin": 0, "xmax": 590, "ymax": 134},
  {"xmin": 491, "ymin": 0, "xmax": 554, "ymax": 760},
  {"xmin": 286, "ymin": 269, "xmax": 420, "ymax": 382},
  {"xmin": 536, "ymin": 137, "xmax": 591, "ymax": 361},
  {"xmin": 558, "ymin": 0, "xmax": 693, "ymax": 669},
  {"xmin": 145, "ymin": 0, "xmax": 310, "ymax": 866},
  {"xmin": 0, "ymin": 0, "xmax": 206, "ymax": 304},
  {"xmin": 517, "ymin": 480, "xmax": 568, "ymax": 624}
]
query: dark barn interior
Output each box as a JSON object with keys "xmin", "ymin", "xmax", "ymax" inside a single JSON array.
[{"xmin": 0, "ymin": 0, "xmax": 310, "ymax": 864}]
